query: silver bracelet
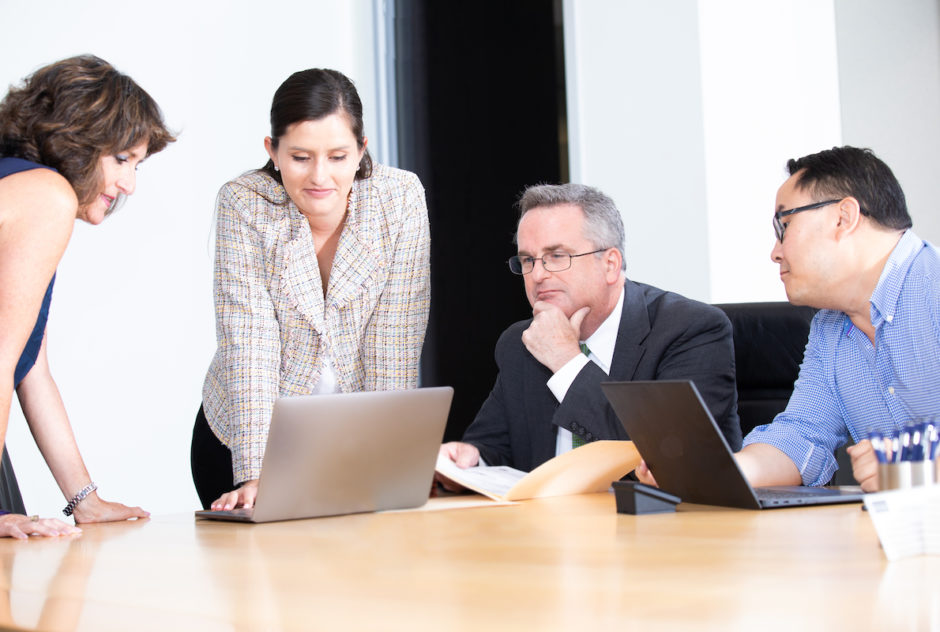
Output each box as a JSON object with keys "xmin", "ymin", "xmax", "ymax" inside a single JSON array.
[{"xmin": 63, "ymin": 482, "xmax": 97, "ymax": 517}]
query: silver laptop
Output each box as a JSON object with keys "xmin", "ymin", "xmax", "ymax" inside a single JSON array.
[
  {"xmin": 601, "ymin": 380, "xmax": 864, "ymax": 509},
  {"xmin": 196, "ymin": 387, "xmax": 453, "ymax": 523}
]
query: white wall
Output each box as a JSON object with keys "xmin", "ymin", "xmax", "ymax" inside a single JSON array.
[
  {"xmin": 835, "ymin": 0, "xmax": 940, "ymax": 244},
  {"xmin": 699, "ymin": 1, "xmax": 842, "ymax": 303},
  {"xmin": 564, "ymin": 0, "xmax": 940, "ymax": 303},
  {"xmin": 564, "ymin": 0, "xmax": 712, "ymax": 301},
  {"xmin": 1, "ymin": 0, "xmax": 378, "ymax": 517}
]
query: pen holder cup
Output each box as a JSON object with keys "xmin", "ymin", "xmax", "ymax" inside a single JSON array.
[{"xmin": 878, "ymin": 461, "xmax": 937, "ymax": 491}]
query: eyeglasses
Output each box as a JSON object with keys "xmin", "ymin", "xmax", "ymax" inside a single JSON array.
[
  {"xmin": 507, "ymin": 248, "xmax": 609, "ymax": 275},
  {"xmin": 773, "ymin": 199, "xmax": 841, "ymax": 242}
]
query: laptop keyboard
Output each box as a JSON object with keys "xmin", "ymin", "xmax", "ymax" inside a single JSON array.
[
  {"xmin": 755, "ymin": 486, "xmax": 863, "ymax": 507},
  {"xmin": 758, "ymin": 486, "xmax": 845, "ymax": 498}
]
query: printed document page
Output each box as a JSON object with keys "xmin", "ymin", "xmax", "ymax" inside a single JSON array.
[
  {"xmin": 436, "ymin": 440, "xmax": 640, "ymax": 501},
  {"xmin": 435, "ymin": 457, "xmax": 525, "ymax": 500}
]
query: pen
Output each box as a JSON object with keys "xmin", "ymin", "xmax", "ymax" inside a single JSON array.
[
  {"xmin": 899, "ymin": 427, "xmax": 912, "ymax": 462},
  {"xmin": 909, "ymin": 422, "xmax": 925, "ymax": 462},
  {"xmin": 868, "ymin": 431, "xmax": 888, "ymax": 464},
  {"xmin": 889, "ymin": 434, "xmax": 900, "ymax": 464},
  {"xmin": 925, "ymin": 422, "xmax": 938, "ymax": 461}
]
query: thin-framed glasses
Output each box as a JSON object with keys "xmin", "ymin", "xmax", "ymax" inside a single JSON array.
[
  {"xmin": 773, "ymin": 199, "xmax": 841, "ymax": 242},
  {"xmin": 507, "ymin": 248, "xmax": 609, "ymax": 275}
]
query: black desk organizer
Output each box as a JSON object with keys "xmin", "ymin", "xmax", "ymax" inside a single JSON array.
[{"xmin": 613, "ymin": 481, "xmax": 681, "ymax": 515}]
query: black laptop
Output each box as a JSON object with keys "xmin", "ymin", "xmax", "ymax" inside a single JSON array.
[{"xmin": 601, "ymin": 380, "xmax": 864, "ymax": 509}]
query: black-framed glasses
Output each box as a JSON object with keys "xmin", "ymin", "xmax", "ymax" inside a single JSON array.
[
  {"xmin": 507, "ymin": 248, "xmax": 609, "ymax": 275},
  {"xmin": 773, "ymin": 199, "xmax": 841, "ymax": 242}
]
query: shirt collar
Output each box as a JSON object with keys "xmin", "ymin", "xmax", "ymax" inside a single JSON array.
[
  {"xmin": 583, "ymin": 286, "xmax": 624, "ymax": 372},
  {"xmin": 868, "ymin": 229, "xmax": 923, "ymax": 329}
]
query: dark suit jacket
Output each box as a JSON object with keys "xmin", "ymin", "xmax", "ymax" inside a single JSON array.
[{"xmin": 462, "ymin": 279, "xmax": 741, "ymax": 471}]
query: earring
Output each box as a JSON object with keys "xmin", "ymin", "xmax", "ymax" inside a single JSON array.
[{"xmin": 274, "ymin": 165, "xmax": 280, "ymax": 172}]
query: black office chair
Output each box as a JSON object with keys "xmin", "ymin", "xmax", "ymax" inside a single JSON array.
[
  {"xmin": 715, "ymin": 302, "xmax": 815, "ymax": 436},
  {"xmin": 715, "ymin": 302, "xmax": 855, "ymax": 485}
]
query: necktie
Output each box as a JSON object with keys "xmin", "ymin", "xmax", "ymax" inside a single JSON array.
[{"xmin": 571, "ymin": 343, "xmax": 592, "ymax": 448}]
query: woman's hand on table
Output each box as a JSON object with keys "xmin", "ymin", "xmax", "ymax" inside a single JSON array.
[
  {"xmin": 211, "ymin": 479, "xmax": 259, "ymax": 510},
  {"xmin": 71, "ymin": 493, "xmax": 149, "ymax": 524},
  {"xmin": 0, "ymin": 513, "xmax": 81, "ymax": 539}
]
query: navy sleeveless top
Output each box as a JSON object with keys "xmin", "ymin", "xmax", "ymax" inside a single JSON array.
[{"xmin": 0, "ymin": 157, "xmax": 57, "ymax": 387}]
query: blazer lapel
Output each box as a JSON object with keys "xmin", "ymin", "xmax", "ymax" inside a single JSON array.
[
  {"xmin": 281, "ymin": 184, "xmax": 381, "ymax": 329},
  {"xmin": 327, "ymin": 223, "xmax": 380, "ymax": 310},
  {"xmin": 609, "ymin": 280, "xmax": 651, "ymax": 379},
  {"xmin": 282, "ymin": 212, "xmax": 326, "ymax": 331}
]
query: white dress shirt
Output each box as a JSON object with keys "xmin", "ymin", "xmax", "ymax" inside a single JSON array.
[
  {"xmin": 311, "ymin": 354, "xmax": 340, "ymax": 394},
  {"xmin": 548, "ymin": 287, "xmax": 625, "ymax": 456}
]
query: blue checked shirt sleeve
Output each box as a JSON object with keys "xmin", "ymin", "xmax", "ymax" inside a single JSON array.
[
  {"xmin": 207, "ymin": 183, "xmax": 281, "ymax": 483},
  {"xmin": 361, "ymin": 172, "xmax": 430, "ymax": 390},
  {"xmin": 742, "ymin": 315, "xmax": 847, "ymax": 486}
]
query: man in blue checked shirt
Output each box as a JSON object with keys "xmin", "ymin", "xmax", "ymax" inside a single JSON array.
[{"xmin": 727, "ymin": 146, "xmax": 938, "ymax": 492}]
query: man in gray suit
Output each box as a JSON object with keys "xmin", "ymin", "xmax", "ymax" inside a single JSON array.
[{"xmin": 440, "ymin": 183, "xmax": 740, "ymax": 472}]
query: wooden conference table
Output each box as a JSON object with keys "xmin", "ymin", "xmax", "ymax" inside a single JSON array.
[{"xmin": 0, "ymin": 492, "xmax": 935, "ymax": 631}]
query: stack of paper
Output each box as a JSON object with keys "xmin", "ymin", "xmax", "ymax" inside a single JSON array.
[
  {"xmin": 864, "ymin": 485, "xmax": 940, "ymax": 561},
  {"xmin": 435, "ymin": 440, "xmax": 641, "ymax": 502}
]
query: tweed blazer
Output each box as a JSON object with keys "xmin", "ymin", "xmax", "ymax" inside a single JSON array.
[{"xmin": 202, "ymin": 163, "xmax": 431, "ymax": 483}]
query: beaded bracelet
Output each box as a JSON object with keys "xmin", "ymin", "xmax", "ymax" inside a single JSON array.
[{"xmin": 63, "ymin": 482, "xmax": 97, "ymax": 517}]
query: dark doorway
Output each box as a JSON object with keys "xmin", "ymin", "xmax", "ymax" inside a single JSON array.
[{"xmin": 395, "ymin": 0, "xmax": 568, "ymax": 440}]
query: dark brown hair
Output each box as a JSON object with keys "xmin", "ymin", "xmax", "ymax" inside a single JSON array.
[
  {"xmin": 0, "ymin": 55, "xmax": 175, "ymax": 206},
  {"xmin": 787, "ymin": 146, "xmax": 911, "ymax": 231},
  {"xmin": 261, "ymin": 68, "xmax": 372, "ymax": 185}
]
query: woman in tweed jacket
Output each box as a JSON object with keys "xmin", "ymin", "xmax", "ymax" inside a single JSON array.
[{"xmin": 191, "ymin": 69, "xmax": 430, "ymax": 510}]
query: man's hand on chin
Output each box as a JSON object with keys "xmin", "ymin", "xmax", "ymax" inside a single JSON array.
[{"xmin": 522, "ymin": 303, "xmax": 591, "ymax": 372}]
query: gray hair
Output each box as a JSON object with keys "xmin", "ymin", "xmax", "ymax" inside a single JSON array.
[{"xmin": 516, "ymin": 183, "xmax": 626, "ymax": 270}]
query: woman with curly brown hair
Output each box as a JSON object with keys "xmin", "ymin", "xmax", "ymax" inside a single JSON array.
[{"xmin": 0, "ymin": 54, "xmax": 174, "ymax": 538}]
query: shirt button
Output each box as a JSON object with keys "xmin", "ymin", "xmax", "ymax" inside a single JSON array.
[
  {"xmin": 888, "ymin": 386, "xmax": 895, "ymax": 395},
  {"xmin": 886, "ymin": 315, "xmax": 894, "ymax": 322}
]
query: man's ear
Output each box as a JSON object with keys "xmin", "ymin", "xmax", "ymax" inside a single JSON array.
[
  {"xmin": 835, "ymin": 196, "xmax": 863, "ymax": 240},
  {"xmin": 605, "ymin": 247, "xmax": 623, "ymax": 283}
]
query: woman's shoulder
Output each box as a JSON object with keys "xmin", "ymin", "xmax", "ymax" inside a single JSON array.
[
  {"xmin": 216, "ymin": 170, "xmax": 290, "ymax": 220},
  {"xmin": 354, "ymin": 164, "xmax": 425, "ymax": 219},
  {"xmin": 0, "ymin": 161, "xmax": 76, "ymax": 218},
  {"xmin": 360, "ymin": 163, "xmax": 423, "ymax": 195},
  {"xmin": 220, "ymin": 170, "xmax": 285, "ymax": 200}
]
